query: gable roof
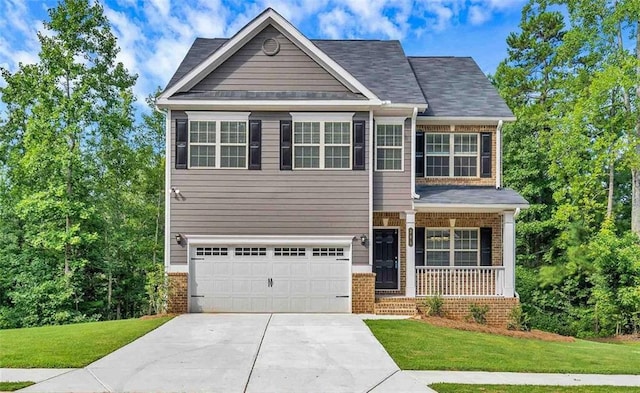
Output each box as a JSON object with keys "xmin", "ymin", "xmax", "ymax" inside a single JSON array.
[
  {"xmin": 408, "ymin": 57, "xmax": 514, "ymax": 118},
  {"xmin": 165, "ymin": 39, "xmax": 427, "ymax": 105},
  {"xmin": 159, "ymin": 8, "xmax": 379, "ymax": 102}
]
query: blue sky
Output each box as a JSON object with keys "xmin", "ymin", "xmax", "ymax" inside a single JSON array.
[{"xmin": 0, "ymin": 0, "xmax": 526, "ymax": 105}]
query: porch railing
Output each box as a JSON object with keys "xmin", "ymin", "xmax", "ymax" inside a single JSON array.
[{"xmin": 416, "ymin": 266, "xmax": 505, "ymax": 297}]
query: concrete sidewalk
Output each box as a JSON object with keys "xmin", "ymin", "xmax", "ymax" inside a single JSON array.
[
  {"xmin": 404, "ymin": 370, "xmax": 640, "ymax": 387},
  {"xmin": 0, "ymin": 369, "xmax": 75, "ymax": 383}
]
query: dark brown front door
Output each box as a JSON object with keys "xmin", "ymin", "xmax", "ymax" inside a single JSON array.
[{"xmin": 374, "ymin": 229, "xmax": 398, "ymax": 289}]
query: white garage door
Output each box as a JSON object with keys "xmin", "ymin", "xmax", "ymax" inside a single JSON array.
[{"xmin": 189, "ymin": 245, "xmax": 351, "ymax": 313}]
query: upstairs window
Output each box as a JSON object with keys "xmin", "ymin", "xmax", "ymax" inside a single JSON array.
[
  {"xmin": 426, "ymin": 133, "xmax": 478, "ymax": 177},
  {"xmin": 291, "ymin": 113, "xmax": 353, "ymax": 170},
  {"xmin": 186, "ymin": 112, "xmax": 250, "ymax": 169},
  {"xmin": 375, "ymin": 121, "xmax": 404, "ymax": 171}
]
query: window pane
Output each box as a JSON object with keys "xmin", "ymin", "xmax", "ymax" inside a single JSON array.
[
  {"xmin": 325, "ymin": 122, "xmax": 350, "ymax": 144},
  {"xmin": 454, "ymin": 230, "xmax": 478, "ymax": 266},
  {"xmin": 220, "ymin": 145, "xmax": 246, "ymax": 168},
  {"xmin": 294, "ymin": 146, "xmax": 320, "ymax": 168},
  {"xmin": 190, "ymin": 121, "xmax": 216, "ymax": 143},
  {"xmin": 454, "ymin": 156, "xmax": 477, "ymax": 177},
  {"xmin": 426, "ymin": 251, "xmax": 450, "ymax": 266},
  {"xmin": 454, "ymin": 251, "xmax": 477, "ymax": 266},
  {"xmin": 294, "ymin": 122, "xmax": 320, "ymax": 144},
  {"xmin": 426, "ymin": 230, "xmax": 450, "ymax": 249},
  {"xmin": 426, "ymin": 156, "xmax": 450, "ymax": 176},
  {"xmin": 426, "ymin": 133, "xmax": 449, "ymax": 153},
  {"xmin": 190, "ymin": 145, "xmax": 215, "ymax": 167},
  {"xmin": 376, "ymin": 148, "xmax": 402, "ymax": 170},
  {"xmin": 376, "ymin": 124, "xmax": 403, "ymax": 147},
  {"xmin": 325, "ymin": 146, "xmax": 350, "ymax": 169},
  {"xmin": 220, "ymin": 121, "xmax": 246, "ymax": 143},
  {"xmin": 454, "ymin": 134, "xmax": 478, "ymax": 154}
]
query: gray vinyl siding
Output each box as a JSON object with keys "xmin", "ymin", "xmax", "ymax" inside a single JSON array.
[
  {"xmin": 373, "ymin": 119, "xmax": 412, "ymax": 211},
  {"xmin": 190, "ymin": 26, "xmax": 351, "ymax": 93},
  {"xmin": 169, "ymin": 111, "xmax": 369, "ymax": 266}
]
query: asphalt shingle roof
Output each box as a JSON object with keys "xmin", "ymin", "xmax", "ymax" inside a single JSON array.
[
  {"xmin": 408, "ymin": 57, "xmax": 514, "ymax": 118},
  {"xmin": 415, "ymin": 186, "xmax": 529, "ymax": 206},
  {"xmin": 169, "ymin": 91, "xmax": 367, "ymax": 100}
]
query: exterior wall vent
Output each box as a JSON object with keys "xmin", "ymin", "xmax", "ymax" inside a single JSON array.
[{"xmin": 262, "ymin": 38, "xmax": 280, "ymax": 56}]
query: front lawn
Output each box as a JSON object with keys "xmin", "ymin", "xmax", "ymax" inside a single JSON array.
[
  {"xmin": 0, "ymin": 382, "xmax": 35, "ymax": 391},
  {"xmin": 431, "ymin": 384, "xmax": 640, "ymax": 393},
  {"xmin": 365, "ymin": 320, "xmax": 640, "ymax": 374},
  {"xmin": 0, "ymin": 316, "xmax": 172, "ymax": 368}
]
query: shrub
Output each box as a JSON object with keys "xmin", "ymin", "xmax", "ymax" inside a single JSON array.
[
  {"xmin": 466, "ymin": 303, "xmax": 490, "ymax": 324},
  {"xmin": 507, "ymin": 305, "xmax": 530, "ymax": 331},
  {"xmin": 423, "ymin": 294, "xmax": 445, "ymax": 317}
]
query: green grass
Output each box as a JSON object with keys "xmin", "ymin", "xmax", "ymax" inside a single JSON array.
[
  {"xmin": 430, "ymin": 384, "xmax": 640, "ymax": 393},
  {"xmin": 365, "ymin": 320, "xmax": 640, "ymax": 374},
  {"xmin": 0, "ymin": 381, "xmax": 35, "ymax": 391},
  {"xmin": 0, "ymin": 316, "xmax": 172, "ymax": 368}
]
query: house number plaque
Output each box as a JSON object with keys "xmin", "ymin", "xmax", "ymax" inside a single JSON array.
[{"xmin": 408, "ymin": 227, "xmax": 414, "ymax": 247}]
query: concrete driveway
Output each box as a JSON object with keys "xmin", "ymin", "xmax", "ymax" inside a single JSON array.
[{"xmin": 21, "ymin": 314, "xmax": 430, "ymax": 393}]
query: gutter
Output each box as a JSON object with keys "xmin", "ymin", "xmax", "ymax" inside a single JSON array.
[
  {"xmin": 496, "ymin": 120, "xmax": 503, "ymax": 189},
  {"xmin": 411, "ymin": 107, "xmax": 420, "ymax": 199}
]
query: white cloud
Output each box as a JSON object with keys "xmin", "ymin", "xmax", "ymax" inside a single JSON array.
[{"xmin": 468, "ymin": 5, "xmax": 491, "ymax": 25}]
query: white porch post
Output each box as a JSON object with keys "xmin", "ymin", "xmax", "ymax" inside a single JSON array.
[
  {"xmin": 502, "ymin": 211, "xmax": 516, "ymax": 298},
  {"xmin": 405, "ymin": 211, "xmax": 416, "ymax": 297}
]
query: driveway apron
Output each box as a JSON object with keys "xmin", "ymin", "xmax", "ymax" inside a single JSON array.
[{"xmin": 20, "ymin": 314, "xmax": 409, "ymax": 393}]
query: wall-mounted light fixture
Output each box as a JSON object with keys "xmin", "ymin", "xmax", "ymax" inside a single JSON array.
[
  {"xmin": 175, "ymin": 233, "xmax": 184, "ymax": 246},
  {"xmin": 360, "ymin": 234, "xmax": 368, "ymax": 246},
  {"xmin": 170, "ymin": 187, "xmax": 181, "ymax": 197}
]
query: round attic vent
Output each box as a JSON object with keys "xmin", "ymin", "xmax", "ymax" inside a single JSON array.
[{"xmin": 262, "ymin": 38, "xmax": 280, "ymax": 56}]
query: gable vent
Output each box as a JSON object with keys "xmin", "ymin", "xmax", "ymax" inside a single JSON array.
[{"xmin": 262, "ymin": 38, "xmax": 280, "ymax": 56}]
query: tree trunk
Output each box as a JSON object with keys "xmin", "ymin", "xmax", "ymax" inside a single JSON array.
[{"xmin": 607, "ymin": 162, "xmax": 615, "ymax": 219}]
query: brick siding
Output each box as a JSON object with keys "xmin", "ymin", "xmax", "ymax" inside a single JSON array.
[
  {"xmin": 352, "ymin": 273, "xmax": 376, "ymax": 313},
  {"xmin": 167, "ymin": 273, "xmax": 188, "ymax": 314},
  {"xmin": 416, "ymin": 124, "xmax": 496, "ymax": 187},
  {"xmin": 417, "ymin": 296, "xmax": 519, "ymax": 327}
]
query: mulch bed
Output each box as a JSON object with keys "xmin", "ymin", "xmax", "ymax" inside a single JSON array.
[{"xmin": 414, "ymin": 315, "xmax": 576, "ymax": 342}]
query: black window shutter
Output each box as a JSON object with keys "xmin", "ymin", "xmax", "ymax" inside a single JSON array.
[
  {"xmin": 480, "ymin": 132, "xmax": 492, "ymax": 178},
  {"xmin": 480, "ymin": 227, "xmax": 492, "ymax": 266},
  {"xmin": 248, "ymin": 120, "xmax": 262, "ymax": 170},
  {"xmin": 416, "ymin": 132, "xmax": 425, "ymax": 177},
  {"xmin": 415, "ymin": 227, "xmax": 425, "ymax": 266},
  {"xmin": 175, "ymin": 119, "xmax": 188, "ymax": 169},
  {"xmin": 353, "ymin": 120, "xmax": 365, "ymax": 170},
  {"xmin": 280, "ymin": 120, "xmax": 292, "ymax": 170}
]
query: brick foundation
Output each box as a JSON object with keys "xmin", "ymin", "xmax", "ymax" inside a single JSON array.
[
  {"xmin": 167, "ymin": 272, "xmax": 188, "ymax": 314},
  {"xmin": 352, "ymin": 273, "xmax": 376, "ymax": 313},
  {"xmin": 417, "ymin": 296, "xmax": 519, "ymax": 327}
]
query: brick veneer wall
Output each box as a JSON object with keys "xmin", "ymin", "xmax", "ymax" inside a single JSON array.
[
  {"xmin": 417, "ymin": 296, "xmax": 519, "ymax": 327},
  {"xmin": 167, "ymin": 273, "xmax": 188, "ymax": 314},
  {"xmin": 416, "ymin": 124, "xmax": 497, "ymax": 187},
  {"xmin": 352, "ymin": 273, "xmax": 376, "ymax": 313},
  {"xmin": 373, "ymin": 212, "xmax": 406, "ymax": 295},
  {"xmin": 416, "ymin": 212, "xmax": 503, "ymax": 266}
]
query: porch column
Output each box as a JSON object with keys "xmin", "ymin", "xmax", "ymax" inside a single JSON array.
[
  {"xmin": 502, "ymin": 211, "xmax": 516, "ymax": 297},
  {"xmin": 405, "ymin": 210, "xmax": 416, "ymax": 297}
]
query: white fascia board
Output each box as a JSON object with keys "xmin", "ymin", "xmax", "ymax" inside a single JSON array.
[
  {"xmin": 185, "ymin": 111, "xmax": 251, "ymax": 121},
  {"xmin": 374, "ymin": 116, "xmax": 408, "ymax": 125},
  {"xmin": 413, "ymin": 203, "xmax": 529, "ymax": 213},
  {"xmin": 290, "ymin": 112, "xmax": 355, "ymax": 122},
  {"xmin": 417, "ymin": 116, "xmax": 517, "ymax": 125},
  {"xmin": 184, "ymin": 235, "xmax": 355, "ymax": 246},
  {"xmin": 159, "ymin": 9, "xmax": 379, "ymax": 101},
  {"xmin": 156, "ymin": 98, "xmax": 381, "ymax": 109}
]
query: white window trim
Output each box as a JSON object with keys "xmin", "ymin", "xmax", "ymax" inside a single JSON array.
[
  {"xmin": 290, "ymin": 112, "xmax": 355, "ymax": 170},
  {"xmin": 185, "ymin": 112, "xmax": 250, "ymax": 169},
  {"xmin": 374, "ymin": 117, "xmax": 405, "ymax": 172},
  {"xmin": 425, "ymin": 133, "xmax": 480, "ymax": 178},
  {"xmin": 425, "ymin": 227, "xmax": 480, "ymax": 267}
]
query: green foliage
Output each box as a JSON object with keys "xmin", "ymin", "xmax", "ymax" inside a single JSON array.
[
  {"xmin": 507, "ymin": 305, "xmax": 531, "ymax": 331},
  {"xmin": 423, "ymin": 295, "xmax": 445, "ymax": 317},
  {"xmin": 466, "ymin": 304, "xmax": 490, "ymax": 325},
  {"xmin": 430, "ymin": 384, "xmax": 640, "ymax": 393},
  {"xmin": 0, "ymin": 382, "xmax": 35, "ymax": 392}
]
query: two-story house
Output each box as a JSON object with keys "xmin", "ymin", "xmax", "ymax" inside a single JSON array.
[{"xmin": 156, "ymin": 8, "xmax": 529, "ymax": 325}]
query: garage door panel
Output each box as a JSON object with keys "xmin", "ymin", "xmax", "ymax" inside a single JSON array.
[{"xmin": 190, "ymin": 244, "xmax": 350, "ymax": 313}]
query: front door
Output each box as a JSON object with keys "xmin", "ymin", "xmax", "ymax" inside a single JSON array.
[{"xmin": 373, "ymin": 229, "xmax": 398, "ymax": 289}]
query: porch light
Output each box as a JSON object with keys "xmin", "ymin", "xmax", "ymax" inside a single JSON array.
[
  {"xmin": 360, "ymin": 234, "xmax": 368, "ymax": 246},
  {"xmin": 175, "ymin": 233, "xmax": 184, "ymax": 246}
]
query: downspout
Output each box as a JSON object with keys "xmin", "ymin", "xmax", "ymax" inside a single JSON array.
[
  {"xmin": 155, "ymin": 104, "xmax": 171, "ymax": 273},
  {"xmin": 369, "ymin": 109, "xmax": 374, "ymax": 266},
  {"xmin": 496, "ymin": 120, "xmax": 503, "ymax": 189},
  {"xmin": 411, "ymin": 107, "xmax": 420, "ymax": 199}
]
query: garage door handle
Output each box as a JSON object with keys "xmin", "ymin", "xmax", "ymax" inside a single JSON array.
[
  {"xmin": 335, "ymin": 295, "xmax": 350, "ymax": 298},
  {"xmin": 191, "ymin": 295, "xmax": 204, "ymax": 298},
  {"xmin": 336, "ymin": 258, "xmax": 349, "ymax": 261}
]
